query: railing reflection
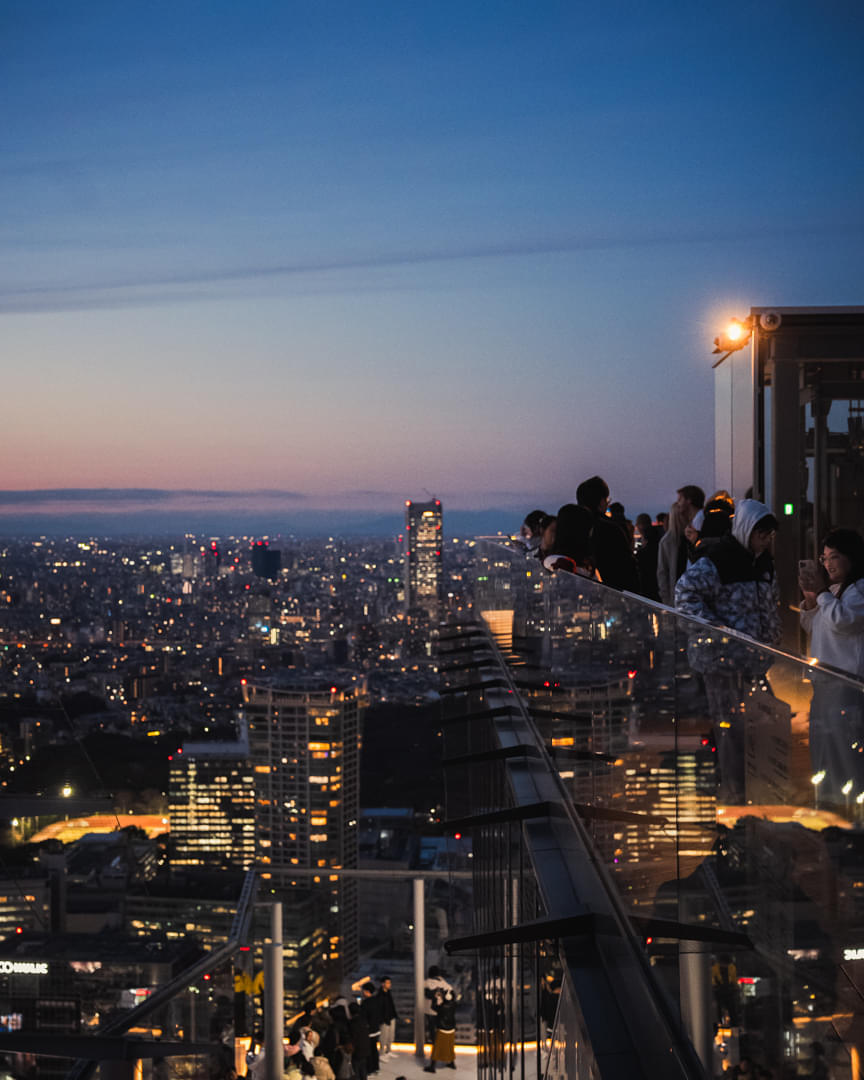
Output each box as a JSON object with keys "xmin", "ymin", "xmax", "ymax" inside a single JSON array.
[{"xmin": 474, "ymin": 540, "xmax": 864, "ymax": 1078}]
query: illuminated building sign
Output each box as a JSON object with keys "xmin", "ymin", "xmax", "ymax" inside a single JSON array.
[
  {"xmin": 844, "ymin": 948, "xmax": 864, "ymax": 961},
  {"xmin": 0, "ymin": 960, "xmax": 48, "ymax": 975}
]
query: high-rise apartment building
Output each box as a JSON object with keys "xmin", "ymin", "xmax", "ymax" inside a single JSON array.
[
  {"xmin": 168, "ymin": 739, "xmax": 256, "ymax": 869},
  {"xmin": 403, "ymin": 499, "xmax": 443, "ymax": 618},
  {"xmin": 242, "ymin": 673, "xmax": 366, "ymax": 1006}
]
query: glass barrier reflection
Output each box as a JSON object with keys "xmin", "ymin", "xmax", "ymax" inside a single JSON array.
[{"xmin": 475, "ymin": 541, "xmax": 864, "ymax": 1076}]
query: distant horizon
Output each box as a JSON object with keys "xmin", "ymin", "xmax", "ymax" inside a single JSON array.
[
  {"xmin": 0, "ymin": 505, "xmax": 518, "ymax": 540},
  {"xmin": 0, "ymin": 485, "xmax": 682, "ymax": 539}
]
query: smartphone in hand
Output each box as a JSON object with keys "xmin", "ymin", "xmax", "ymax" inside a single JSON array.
[{"xmin": 798, "ymin": 558, "xmax": 820, "ymax": 591}]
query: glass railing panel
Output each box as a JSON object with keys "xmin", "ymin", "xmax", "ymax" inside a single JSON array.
[
  {"xmin": 542, "ymin": 971, "xmax": 598, "ymax": 1080},
  {"xmin": 476, "ymin": 540, "xmax": 864, "ymax": 1075}
]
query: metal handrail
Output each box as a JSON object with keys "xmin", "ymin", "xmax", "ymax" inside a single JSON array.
[{"xmin": 64, "ymin": 869, "xmax": 258, "ymax": 1080}]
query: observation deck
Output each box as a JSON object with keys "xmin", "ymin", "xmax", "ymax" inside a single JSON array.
[{"xmin": 441, "ymin": 541, "xmax": 864, "ymax": 1079}]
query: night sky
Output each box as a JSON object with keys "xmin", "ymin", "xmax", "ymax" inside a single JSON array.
[{"xmin": 3, "ymin": 1, "xmax": 863, "ymax": 531}]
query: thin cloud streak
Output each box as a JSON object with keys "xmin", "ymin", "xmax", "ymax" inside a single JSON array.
[
  {"xmin": 2, "ymin": 220, "xmax": 861, "ymax": 315},
  {"xmin": 0, "ymin": 488, "xmax": 309, "ymax": 507}
]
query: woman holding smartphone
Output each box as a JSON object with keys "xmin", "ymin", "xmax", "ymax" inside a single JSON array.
[{"xmin": 800, "ymin": 528, "xmax": 864, "ymax": 808}]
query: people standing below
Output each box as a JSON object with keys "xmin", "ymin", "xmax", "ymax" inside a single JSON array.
[
  {"xmin": 309, "ymin": 1008, "xmax": 338, "ymax": 1073},
  {"xmin": 359, "ymin": 983, "xmax": 383, "ymax": 1076},
  {"xmin": 657, "ymin": 485, "xmax": 705, "ymax": 605},
  {"xmin": 423, "ymin": 967, "xmax": 453, "ymax": 1047},
  {"xmin": 635, "ymin": 513, "xmax": 662, "ymax": 601},
  {"xmin": 800, "ymin": 528, "xmax": 864, "ymax": 807},
  {"xmin": 332, "ymin": 1040, "xmax": 353, "ymax": 1080},
  {"xmin": 290, "ymin": 1002, "xmax": 317, "ymax": 1043},
  {"xmin": 575, "ymin": 476, "xmax": 640, "ymax": 592},
  {"xmin": 377, "ymin": 976, "xmax": 399, "ymax": 1060},
  {"xmin": 423, "ymin": 988, "xmax": 457, "ymax": 1073},
  {"xmin": 348, "ymin": 1003, "xmax": 370, "ymax": 1080}
]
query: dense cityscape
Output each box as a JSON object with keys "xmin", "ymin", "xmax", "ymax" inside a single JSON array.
[
  {"xmin": 3, "ymin": 2, "xmax": 863, "ymax": 1076},
  {"xmin": 0, "ymin": 503, "xmax": 478, "ymax": 1075}
]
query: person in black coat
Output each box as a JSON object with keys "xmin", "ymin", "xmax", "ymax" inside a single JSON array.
[
  {"xmin": 360, "ymin": 984, "xmax": 383, "ymax": 1075},
  {"xmin": 348, "ymin": 1003, "xmax": 370, "ymax": 1080},
  {"xmin": 576, "ymin": 476, "xmax": 640, "ymax": 592},
  {"xmin": 378, "ymin": 976, "xmax": 400, "ymax": 1059},
  {"xmin": 635, "ymin": 513, "xmax": 662, "ymax": 601}
]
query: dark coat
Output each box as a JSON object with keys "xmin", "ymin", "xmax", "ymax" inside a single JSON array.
[
  {"xmin": 433, "ymin": 996, "xmax": 456, "ymax": 1031},
  {"xmin": 349, "ymin": 1014, "xmax": 370, "ymax": 1057},
  {"xmin": 360, "ymin": 993, "xmax": 383, "ymax": 1033},
  {"xmin": 589, "ymin": 512, "xmax": 640, "ymax": 592},
  {"xmin": 378, "ymin": 988, "xmax": 399, "ymax": 1024}
]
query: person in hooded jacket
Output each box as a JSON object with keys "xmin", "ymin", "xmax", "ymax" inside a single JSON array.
[
  {"xmin": 675, "ymin": 498, "xmax": 780, "ymax": 646},
  {"xmin": 675, "ymin": 498, "xmax": 781, "ymax": 802}
]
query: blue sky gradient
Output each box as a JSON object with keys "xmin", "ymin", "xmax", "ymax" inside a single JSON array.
[{"xmin": 2, "ymin": 1, "xmax": 863, "ymax": 529}]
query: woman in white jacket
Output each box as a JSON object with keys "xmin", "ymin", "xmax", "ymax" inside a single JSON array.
[{"xmin": 800, "ymin": 528, "xmax": 864, "ymax": 807}]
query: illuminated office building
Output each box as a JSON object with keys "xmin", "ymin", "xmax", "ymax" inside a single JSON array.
[
  {"xmin": 403, "ymin": 498, "xmax": 443, "ymax": 618},
  {"xmin": 168, "ymin": 739, "xmax": 256, "ymax": 870},
  {"xmin": 242, "ymin": 673, "xmax": 366, "ymax": 1005},
  {"xmin": 0, "ymin": 875, "xmax": 50, "ymax": 941}
]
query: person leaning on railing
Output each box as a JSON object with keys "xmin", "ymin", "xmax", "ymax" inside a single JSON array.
[
  {"xmin": 673, "ymin": 498, "xmax": 781, "ymax": 648},
  {"xmin": 542, "ymin": 503, "xmax": 599, "ymax": 579},
  {"xmin": 674, "ymin": 498, "xmax": 780, "ymax": 804},
  {"xmin": 800, "ymin": 528, "xmax": 864, "ymax": 809},
  {"xmin": 799, "ymin": 528, "xmax": 864, "ymax": 677}
]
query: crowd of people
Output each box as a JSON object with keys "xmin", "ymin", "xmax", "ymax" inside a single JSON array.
[
  {"xmin": 521, "ymin": 476, "xmax": 864, "ymax": 679},
  {"xmin": 521, "ymin": 477, "xmax": 864, "ymax": 806},
  {"xmin": 244, "ymin": 968, "xmax": 459, "ymax": 1080},
  {"xmin": 246, "ymin": 975, "xmax": 402, "ymax": 1080}
]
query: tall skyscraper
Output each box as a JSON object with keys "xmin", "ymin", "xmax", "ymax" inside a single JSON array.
[
  {"xmin": 168, "ymin": 738, "xmax": 256, "ymax": 869},
  {"xmin": 242, "ymin": 673, "xmax": 366, "ymax": 1006},
  {"xmin": 403, "ymin": 498, "xmax": 443, "ymax": 618}
]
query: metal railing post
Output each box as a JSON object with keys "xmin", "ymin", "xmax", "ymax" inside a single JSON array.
[
  {"xmin": 265, "ymin": 902, "xmax": 284, "ymax": 1080},
  {"xmin": 413, "ymin": 877, "xmax": 426, "ymax": 1059},
  {"xmin": 679, "ymin": 940, "xmax": 712, "ymax": 1078}
]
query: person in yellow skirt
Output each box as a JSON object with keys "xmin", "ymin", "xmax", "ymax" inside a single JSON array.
[{"xmin": 424, "ymin": 988, "xmax": 456, "ymax": 1072}]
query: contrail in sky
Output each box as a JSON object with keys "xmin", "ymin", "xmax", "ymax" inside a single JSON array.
[{"xmin": 1, "ymin": 220, "xmax": 861, "ymax": 314}]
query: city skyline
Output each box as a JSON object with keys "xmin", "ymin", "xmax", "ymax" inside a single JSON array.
[{"xmin": 3, "ymin": 2, "xmax": 863, "ymax": 524}]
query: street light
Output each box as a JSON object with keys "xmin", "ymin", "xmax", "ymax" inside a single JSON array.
[{"xmin": 712, "ymin": 316, "xmax": 753, "ymax": 368}]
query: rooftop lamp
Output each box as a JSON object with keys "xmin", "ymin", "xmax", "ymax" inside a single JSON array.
[{"xmin": 712, "ymin": 316, "xmax": 753, "ymax": 368}]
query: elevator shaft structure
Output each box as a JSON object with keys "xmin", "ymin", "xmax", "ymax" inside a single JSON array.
[{"xmin": 715, "ymin": 306, "xmax": 864, "ymax": 647}]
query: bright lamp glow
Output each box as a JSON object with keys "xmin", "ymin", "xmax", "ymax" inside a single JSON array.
[
  {"xmin": 725, "ymin": 319, "xmax": 746, "ymax": 342},
  {"xmin": 712, "ymin": 315, "xmax": 753, "ymax": 365}
]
